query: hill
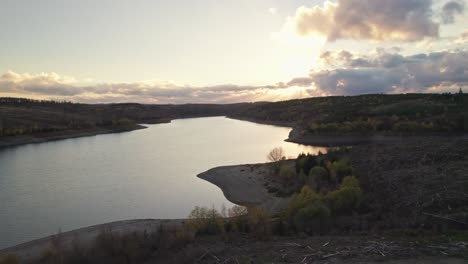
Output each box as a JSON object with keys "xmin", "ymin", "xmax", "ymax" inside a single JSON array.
[{"xmin": 230, "ymin": 93, "xmax": 468, "ymax": 145}]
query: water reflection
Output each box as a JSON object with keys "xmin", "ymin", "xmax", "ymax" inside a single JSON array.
[{"xmin": 0, "ymin": 117, "xmax": 325, "ymax": 248}]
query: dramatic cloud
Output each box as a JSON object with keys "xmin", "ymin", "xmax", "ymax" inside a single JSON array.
[
  {"xmin": 2, "ymin": 47, "xmax": 467, "ymax": 103},
  {"xmin": 0, "ymin": 71, "xmax": 317, "ymax": 104},
  {"xmin": 310, "ymin": 49, "xmax": 468, "ymax": 95},
  {"xmin": 294, "ymin": 0, "xmax": 439, "ymax": 41},
  {"xmin": 441, "ymin": 0, "xmax": 465, "ymax": 24}
]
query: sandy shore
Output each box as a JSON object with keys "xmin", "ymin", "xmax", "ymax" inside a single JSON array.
[
  {"xmin": 2, "ymin": 162, "xmax": 285, "ymax": 262},
  {"xmin": 0, "ymin": 219, "xmax": 184, "ymax": 262},
  {"xmin": 197, "ymin": 163, "xmax": 290, "ymax": 213}
]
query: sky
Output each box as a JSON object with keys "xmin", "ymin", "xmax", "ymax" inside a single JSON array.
[{"xmin": 0, "ymin": 0, "xmax": 467, "ymax": 104}]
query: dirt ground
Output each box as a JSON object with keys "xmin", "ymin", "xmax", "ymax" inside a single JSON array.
[{"xmin": 150, "ymin": 233, "xmax": 467, "ymax": 264}]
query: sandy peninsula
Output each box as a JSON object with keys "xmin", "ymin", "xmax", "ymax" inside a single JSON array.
[
  {"xmin": 197, "ymin": 163, "xmax": 290, "ymax": 213},
  {"xmin": 1, "ymin": 162, "xmax": 285, "ymax": 262}
]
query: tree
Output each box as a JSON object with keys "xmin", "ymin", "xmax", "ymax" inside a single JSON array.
[
  {"xmin": 286, "ymin": 186, "xmax": 322, "ymax": 217},
  {"xmin": 188, "ymin": 206, "xmax": 224, "ymax": 235},
  {"xmin": 228, "ymin": 205, "xmax": 248, "ymax": 217},
  {"xmin": 330, "ymin": 160, "xmax": 352, "ymax": 183},
  {"xmin": 295, "ymin": 154, "xmax": 317, "ymax": 175},
  {"xmin": 267, "ymin": 147, "xmax": 285, "ymax": 163},
  {"xmin": 327, "ymin": 176, "xmax": 362, "ymax": 214},
  {"xmin": 456, "ymin": 87, "xmax": 464, "ymax": 104},
  {"xmin": 247, "ymin": 207, "xmax": 271, "ymax": 239},
  {"xmin": 308, "ymin": 166, "xmax": 329, "ymax": 191},
  {"xmin": 267, "ymin": 147, "xmax": 286, "ymax": 173},
  {"xmin": 294, "ymin": 200, "xmax": 330, "ymax": 234},
  {"xmin": 227, "ymin": 206, "xmax": 248, "ymax": 233},
  {"xmin": 286, "ymin": 186, "xmax": 330, "ymax": 233}
]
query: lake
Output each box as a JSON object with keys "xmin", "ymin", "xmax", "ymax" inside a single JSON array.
[{"xmin": 0, "ymin": 117, "xmax": 325, "ymax": 249}]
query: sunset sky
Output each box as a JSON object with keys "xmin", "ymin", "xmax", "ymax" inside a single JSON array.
[{"xmin": 0, "ymin": 0, "xmax": 467, "ymax": 103}]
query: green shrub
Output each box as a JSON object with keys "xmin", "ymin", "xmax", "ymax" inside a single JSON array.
[
  {"xmin": 341, "ymin": 176, "xmax": 360, "ymax": 189},
  {"xmin": 295, "ymin": 154, "xmax": 317, "ymax": 175},
  {"xmin": 328, "ymin": 176, "xmax": 362, "ymax": 214},
  {"xmin": 287, "ymin": 186, "xmax": 322, "ymax": 217},
  {"xmin": 307, "ymin": 166, "xmax": 329, "ymax": 191},
  {"xmin": 330, "ymin": 160, "xmax": 352, "ymax": 182},
  {"xmin": 286, "ymin": 186, "xmax": 332, "ymax": 233},
  {"xmin": 295, "ymin": 154, "xmax": 306, "ymax": 173},
  {"xmin": 294, "ymin": 200, "xmax": 330, "ymax": 234}
]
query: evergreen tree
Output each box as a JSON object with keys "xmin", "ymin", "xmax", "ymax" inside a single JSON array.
[{"xmin": 457, "ymin": 87, "xmax": 464, "ymax": 104}]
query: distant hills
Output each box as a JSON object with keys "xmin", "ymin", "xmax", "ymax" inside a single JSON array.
[{"xmin": 0, "ymin": 93, "xmax": 467, "ymax": 147}]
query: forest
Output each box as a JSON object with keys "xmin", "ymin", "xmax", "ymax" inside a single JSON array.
[
  {"xmin": 231, "ymin": 92, "xmax": 468, "ymax": 135},
  {"xmin": 1, "ymin": 93, "xmax": 467, "ymax": 140}
]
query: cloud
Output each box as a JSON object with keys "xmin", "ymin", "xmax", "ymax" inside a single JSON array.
[
  {"xmin": 286, "ymin": 77, "xmax": 315, "ymax": 87},
  {"xmin": 0, "ymin": 71, "xmax": 82, "ymax": 96},
  {"xmin": 0, "ymin": 71, "xmax": 317, "ymax": 104},
  {"xmin": 312, "ymin": 69, "xmax": 402, "ymax": 95},
  {"xmin": 293, "ymin": 0, "xmax": 439, "ymax": 41},
  {"xmin": 2, "ymin": 48, "xmax": 467, "ymax": 103},
  {"xmin": 310, "ymin": 49, "xmax": 468, "ymax": 95},
  {"xmin": 441, "ymin": 0, "xmax": 465, "ymax": 24},
  {"xmin": 317, "ymin": 49, "xmax": 409, "ymax": 69},
  {"xmin": 455, "ymin": 29, "xmax": 468, "ymax": 44}
]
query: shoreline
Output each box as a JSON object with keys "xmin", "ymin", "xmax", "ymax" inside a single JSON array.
[
  {"xmin": 197, "ymin": 162, "xmax": 291, "ymax": 213},
  {"xmin": 2, "ymin": 117, "xmax": 467, "ymax": 260},
  {"xmin": 0, "ymin": 116, "xmax": 280, "ymax": 150},
  {"xmin": 226, "ymin": 115, "xmax": 296, "ymax": 128},
  {"xmin": 287, "ymin": 132, "xmax": 406, "ymax": 146},
  {"xmin": 0, "ymin": 125, "xmax": 149, "ymax": 150},
  {"xmin": 228, "ymin": 116, "xmax": 468, "ymax": 146},
  {"xmin": 287, "ymin": 131, "xmax": 468, "ymax": 146},
  {"xmin": 1, "ymin": 161, "xmax": 283, "ymax": 261},
  {"xmin": 2, "ymin": 115, "xmax": 464, "ymax": 150}
]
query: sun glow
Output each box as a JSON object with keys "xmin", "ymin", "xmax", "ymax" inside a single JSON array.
[
  {"xmin": 272, "ymin": 17, "xmax": 326, "ymax": 80},
  {"xmin": 268, "ymin": 85, "xmax": 317, "ymax": 101}
]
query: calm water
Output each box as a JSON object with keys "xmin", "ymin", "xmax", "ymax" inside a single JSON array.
[{"xmin": 0, "ymin": 117, "xmax": 325, "ymax": 248}]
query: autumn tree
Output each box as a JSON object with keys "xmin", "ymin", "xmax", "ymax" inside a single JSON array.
[{"xmin": 267, "ymin": 147, "xmax": 286, "ymax": 173}]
